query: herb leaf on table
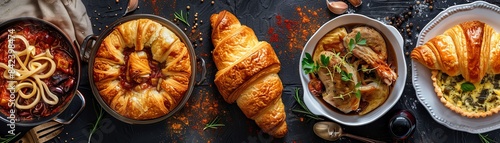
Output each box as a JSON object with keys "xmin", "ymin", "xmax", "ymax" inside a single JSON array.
[
  {"xmin": 0, "ymin": 133, "xmax": 19, "ymax": 143},
  {"xmin": 479, "ymin": 133, "xmax": 497, "ymax": 143},
  {"xmin": 292, "ymin": 87, "xmax": 323, "ymax": 121},
  {"xmin": 88, "ymin": 100, "xmax": 104, "ymax": 143},
  {"xmin": 174, "ymin": 10, "xmax": 190, "ymax": 26},
  {"xmin": 204, "ymin": 116, "xmax": 225, "ymax": 130}
]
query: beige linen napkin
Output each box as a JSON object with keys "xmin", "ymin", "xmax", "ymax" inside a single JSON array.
[{"xmin": 0, "ymin": 0, "xmax": 93, "ymax": 44}]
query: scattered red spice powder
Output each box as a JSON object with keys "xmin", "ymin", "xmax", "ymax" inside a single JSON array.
[
  {"xmin": 267, "ymin": 6, "xmax": 326, "ymax": 53},
  {"xmin": 268, "ymin": 27, "xmax": 279, "ymax": 42},
  {"xmin": 149, "ymin": 0, "xmax": 160, "ymax": 15},
  {"xmin": 165, "ymin": 87, "xmax": 225, "ymax": 141}
]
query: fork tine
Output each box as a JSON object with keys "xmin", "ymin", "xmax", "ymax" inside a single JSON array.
[
  {"xmin": 38, "ymin": 127, "xmax": 63, "ymax": 143},
  {"xmin": 32, "ymin": 121, "xmax": 59, "ymax": 131},
  {"xmin": 36, "ymin": 124, "xmax": 64, "ymax": 138}
]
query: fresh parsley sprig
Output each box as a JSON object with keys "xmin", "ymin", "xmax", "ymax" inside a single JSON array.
[
  {"xmin": 479, "ymin": 133, "xmax": 497, "ymax": 143},
  {"xmin": 0, "ymin": 133, "xmax": 19, "ymax": 143},
  {"xmin": 292, "ymin": 88, "xmax": 323, "ymax": 121},
  {"xmin": 302, "ymin": 53, "xmax": 334, "ymax": 82},
  {"xmin": 174, "ymin": 10, "xmax": 190, "ymax": 26},
  {"xmin": 348, "ymin": 32, "xmax": 367, "ymax": 51},
  {"xmin": 340, "ymin": 70, "xmax": 353, "ymax": 81},
  {"xmin": 204, "ymin": 116, "xmax": 225, "ymax": 130}
]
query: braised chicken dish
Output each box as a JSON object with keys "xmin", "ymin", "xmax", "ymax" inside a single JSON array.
[{"xmin": 302, "ymin": 26, "xmax": 397, "ymax": 115}]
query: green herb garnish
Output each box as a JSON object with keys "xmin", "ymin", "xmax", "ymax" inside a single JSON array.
[
  {"xmin": 292, "ymin": 88, "xmax": 323, "ymax": 121},
  {"xmin": 340, "ymin": 70, "xmax": 353, "ymax": 81},
  {"xmin": 355, "ymin": 82, "xmax": 362, "ymax": 99},
  {"xmin": 174, "ymin": 10, "xmax": 190, "ymax": 26},
  {"xmin": 479, "ymin": 133, "xmax": 497, "ymax": 143},
  {"xmin": 204, "ymin": 116, "xmax": 225, "ymax": 130},
  {"xmin": 461, "ymin": 82, "xmax": 475, "ymax": 92},
  {"xmin": 348, "ymin": 32, "xmax": 367, "ymax": 51},
  {"xmin": 301, "ymin": 32, "xmax": 367, "ymax": 100},
  {"xmin": 302, "ymin": 53, "xmax": 319, "ymax": 74},
  {"xmin": 88, "ymin": 101, "xmax": 104, "ymax": 143},
  {"xmin": 0, "ymin": 133, "xmax": 19, "ymax": 143}
]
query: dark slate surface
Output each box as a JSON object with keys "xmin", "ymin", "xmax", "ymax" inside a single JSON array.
[{"xmin": 3, "ymin": 0, "xmax": 499, "ymax": 142}]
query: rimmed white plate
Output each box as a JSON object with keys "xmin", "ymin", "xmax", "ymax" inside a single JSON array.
[
  {"xmin": 300, "ymin": 14, "xmax": 406, "ymax": 126},
  {"xmin": 412, "ymin": 1, "xmax": 500, "ymax": 134}
]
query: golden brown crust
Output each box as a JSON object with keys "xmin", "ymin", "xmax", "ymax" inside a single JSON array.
[
  {"xmin": 93, "ymin": 19, "xmax": 191, "ymax": 120},
  {"xmin": 431, "ymin": 71, "xmax": 500, "ymax": 118},
  {"xmin": 411, "ymin": 21, "xmax": 498, "ymax": 83},
  {"xmin": 489, "ymin": 32, "xmax": 500, "ymax": 74},
  {"xmin": 214, "ymin": 42, "xmax": 280, "ymax": 103},
  {"xmin": 211, "ymin": 10, "xmax": 287, "ymax": 138}
]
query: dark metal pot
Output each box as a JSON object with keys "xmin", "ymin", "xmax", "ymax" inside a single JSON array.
[
  {"xmin": 0, "ymin": 17, "xmax": 85, "ymax": 127},
  {"xmin": 81, "ymin": 14, "xmax": 205, "ymax": 124}
]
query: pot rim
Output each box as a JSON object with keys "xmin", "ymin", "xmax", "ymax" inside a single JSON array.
[
  {"xmin": 86, "ymin": 14, "xmax": 196, "ymax": 124},
  {"xmin": 0, "ymin": 17, "xmax": 82, "ymax": 127}
]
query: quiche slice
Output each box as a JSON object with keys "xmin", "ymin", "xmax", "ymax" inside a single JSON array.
[{"xmin": 432, "ymin": 71, "xmax": 500, "ymax": 118}]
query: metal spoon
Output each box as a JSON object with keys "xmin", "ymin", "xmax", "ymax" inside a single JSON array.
[{"xmin": 313, "ymin": 121, "xmax": 386, "ymax": 143}]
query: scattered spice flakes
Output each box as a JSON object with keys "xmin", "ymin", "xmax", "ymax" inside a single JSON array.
[
  {"xmin": 267, "ymin": 6, "xmax": 324, "ymax": 53},
  {"xmin": 165, "ymin": 87, "xmax": 225, "ymax": 141}
]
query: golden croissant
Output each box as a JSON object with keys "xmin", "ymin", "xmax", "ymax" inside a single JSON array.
[
  {"xmin": 411, "ymin": 21, "xmax": 500, "ymax": 83},
  {"xmin": 210, "ymin": 10, "xmax": 287, "ymax": 138}
]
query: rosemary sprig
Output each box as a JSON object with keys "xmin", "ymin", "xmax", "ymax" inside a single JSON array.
[
  {"xmin": 292, "ymin": 88, "xmax": 323, "ymax": 121},
  {"xmin": 204, "ymin": 116, "xmax": 225, "ymax": 130},
  {"xmin": 0, "ymin": 133, "xmax": 19, "ymax": 143},
  {"xmin": 479, "ymin": 133, "xmax": 497, "ymax": 143},
  {"xmin": 174, "ymin": 10, "xmax": 190, "ymax": 26},
  {"xmin": 88, "ymin": 101, "xmax": 104, "ymax": 143}
]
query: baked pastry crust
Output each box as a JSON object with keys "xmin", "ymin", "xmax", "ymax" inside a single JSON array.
[
  {"xmin": 432, "ymin": 71, "xmax": 500, "ymax": 118},
  {"xmin": 411, "ymin": 21, "xmax": 500, "ymax": 83},
  {"xmin": 412, "ymin": 21, "xmax": 500, "ymax": 118},
  {"xmin": 93, "ymin": 19, "xmax": 191, "ymax": 120},
  {"xmin": 210, "ymin": 10, "xmax": 287, "ymax": 138}
]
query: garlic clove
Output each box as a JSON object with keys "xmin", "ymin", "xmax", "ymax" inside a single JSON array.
[
  {"xmin": 327, "ymin": 1, "xmax": 348, "ymax": 15},
  {"xmin": 348, "ymin": 0, "xmax": 362, "ymax": 7}
]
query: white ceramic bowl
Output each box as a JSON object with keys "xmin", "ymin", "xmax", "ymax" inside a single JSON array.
[{"xmin": 299, "ymin": 14, "xmax": 406, "ymax": 126}]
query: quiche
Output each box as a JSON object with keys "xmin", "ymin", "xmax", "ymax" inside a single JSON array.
[
  {"xmin": 432, "ymin": 71, "xmax": 500, "ymax": 118},
  {"xmin": 411, "ymin": 21, "xmax": 500, "ymax": 117}
]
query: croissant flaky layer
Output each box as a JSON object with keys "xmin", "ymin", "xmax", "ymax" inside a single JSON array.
[
  {"xmin": 411, "ymin": 21, "xmax": 500, "ymax": 83},
  {"xmin": 93, "ymin": 19, "xmax": 192, "ymax": 120},
  {"xmin": 211, "ymin": 10, "xmax": 287, "ymax": 138}
]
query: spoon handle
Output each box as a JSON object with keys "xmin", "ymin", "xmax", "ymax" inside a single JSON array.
[{"xmin": 343, "ymin": 133, "xmax": 386, "ymax": 143}]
